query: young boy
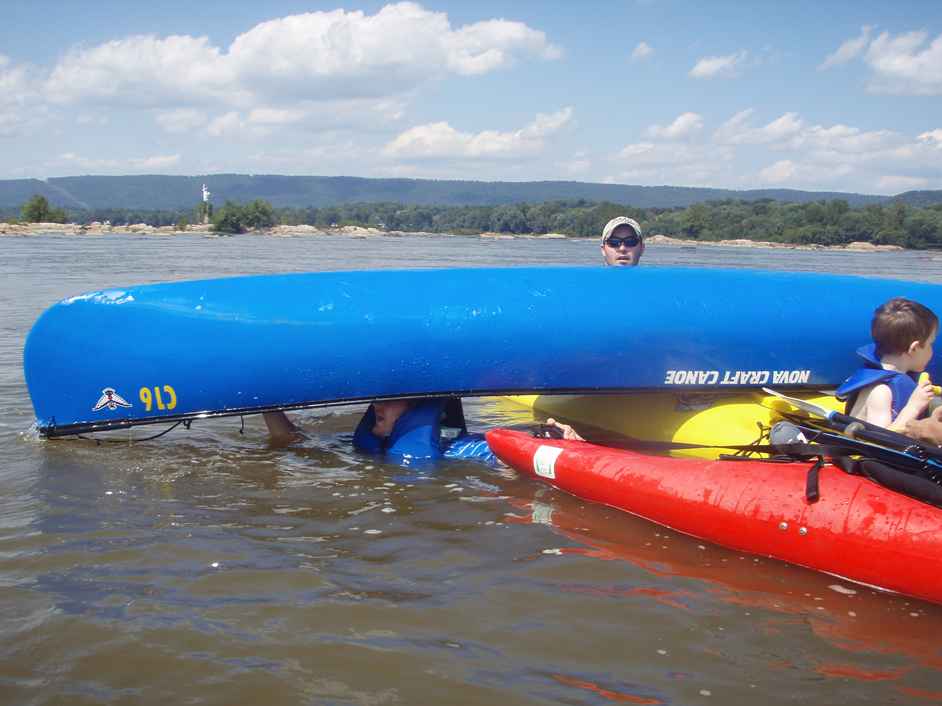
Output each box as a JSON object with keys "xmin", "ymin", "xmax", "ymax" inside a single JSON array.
[{"xmin": 836, "ymin": 297, "xmax": 938, "ymax": 432}]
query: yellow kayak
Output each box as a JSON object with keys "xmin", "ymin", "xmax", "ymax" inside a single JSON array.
[{"xmin": 499, "ymin": 391, "xmax": 843, "ymax": 458}]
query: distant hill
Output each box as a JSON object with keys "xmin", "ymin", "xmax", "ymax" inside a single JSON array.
[
  {"xmin": 892, "ymin": 190, "xmax": 942, "ymax": 208},
  {"xmin": 1, "ymin": 174, "xmax": 939, "ymax": 211}
]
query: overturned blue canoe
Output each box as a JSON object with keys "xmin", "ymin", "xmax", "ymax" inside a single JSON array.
[{"xmin": 23, "ymin": 266, "xmax": 942, "ymax": 437}]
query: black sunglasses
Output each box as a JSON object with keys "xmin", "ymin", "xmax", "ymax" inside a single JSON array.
[{"xmin": 605, "ymin": 235, "xmax": 641, "ymax": 248}]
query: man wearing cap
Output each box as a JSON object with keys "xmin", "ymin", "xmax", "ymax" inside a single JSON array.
[{"xmin": 600, "ymin": 216, "xmax": 644, "ymax": 267}]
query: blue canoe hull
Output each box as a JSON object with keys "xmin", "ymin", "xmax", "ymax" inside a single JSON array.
[{"xmin": 24, "ymin": 266, "xmax": 942, "ymax": 436}]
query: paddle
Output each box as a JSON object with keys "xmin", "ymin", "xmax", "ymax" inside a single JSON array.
[
  {"xmin": 787, "ymin": 422, "xmax": 939, "ymax": 474},
  {"xmin": 762, "ymin": 387, "xmax": 942, "ymax": 463}
]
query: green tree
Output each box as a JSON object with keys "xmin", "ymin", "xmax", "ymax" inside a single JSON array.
[
  {"xmin": 681, "ymin": 203, "xmax": 709, "ymax": 239},
  {"xmin": 21, "ymin": 194, "xmax": 67, "ymax": 223},
  {"xmin": 212, "ymin": 201, "xmax": 247, "ymax": 234},
  {"xmin": 243, "ymin": 199, "xmax": 276, "ymax": 229},
  {"xmin": 210, "ymin": 199, "xmax": 275, "ymax": 233}
]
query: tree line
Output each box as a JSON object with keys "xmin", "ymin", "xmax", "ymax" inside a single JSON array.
[{"xmin": 7, "ymin": 194, "xmax": 942, "ymax": 248}]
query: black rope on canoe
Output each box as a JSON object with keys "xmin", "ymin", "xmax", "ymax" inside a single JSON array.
[
  {"xmin": 69, "ymin": 420, "xmax": 185, "ymax": 443},
  {"xmin": 724, "ymin": 421, "xmax": 771, "ymax": 458}
]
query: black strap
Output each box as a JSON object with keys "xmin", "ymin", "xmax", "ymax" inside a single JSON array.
[{"xmin": 805, "ymin": 457, "xmax": 825, "ymax": 503}]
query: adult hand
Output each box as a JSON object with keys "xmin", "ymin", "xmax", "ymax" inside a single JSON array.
[
  {"xmin": 905, "ymin": 405, "xmax": 942, "ymax": 445},
  {"xmin": 546, "ymin": 417, "xmax": 585, "ymax": 441},
  {"xmin": 263, "ymin": 410, "xmax": 305, "ymax": 445},
  {"xmin": 890, "ymin": 378, "xmax": 937, "ymax": 432}
]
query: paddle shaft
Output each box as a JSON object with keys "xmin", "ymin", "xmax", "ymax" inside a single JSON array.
[
  {"xmin": 762, "ymin": 387, "xmax": 942, "ymax": 463},
  {"xmin": 795, "ymin": 424, "xmax": 942, "ymax": 476},
  {"xmin": 825, "ymin": 411, "xmax": 942, "ymax": 462}
]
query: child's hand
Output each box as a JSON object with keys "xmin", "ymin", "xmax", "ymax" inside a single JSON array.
[
  {"xmin": 545, "ymin": 418, "xmax": 585, "ymax": 441},
  {"xmin": 904, "ymin": 378, "xmax": 936, "ymax": 417}
]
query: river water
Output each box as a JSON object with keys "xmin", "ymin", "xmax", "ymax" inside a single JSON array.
[{"xmin": 3, "ymin": 232, "xmax": 942, "ymax": 705}]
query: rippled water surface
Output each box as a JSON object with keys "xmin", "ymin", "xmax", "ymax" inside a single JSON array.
[{"xmin": 3, "ymin": 233, "xmax": 942, "ymax": 705}]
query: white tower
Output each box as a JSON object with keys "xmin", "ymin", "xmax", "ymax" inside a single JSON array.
[{"xmin": 200, "ymin": 183, "xmax": 212, "ymax": 224}]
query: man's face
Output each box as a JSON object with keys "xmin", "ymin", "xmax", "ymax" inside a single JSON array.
[
  {"xmin": 601, "ymin": 225, "xmax": 644, "ymax": 266},
  {"xmin": 372, "ymin": 400, "xmax": 412, "ymax": 438}
]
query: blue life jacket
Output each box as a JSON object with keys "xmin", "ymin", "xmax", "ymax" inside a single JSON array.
[
  {"xmin": 352, "ymin": 399, "xmax": 496, "ymax": 467},
  {"xmin": 835, "ymin": 344, "xmax": 918, "ymax": 420}
]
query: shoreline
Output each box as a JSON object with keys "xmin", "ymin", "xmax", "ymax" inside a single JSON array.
[{"xmin": 0, "ymin": 221, "xmax": 905, "ymax": 252}]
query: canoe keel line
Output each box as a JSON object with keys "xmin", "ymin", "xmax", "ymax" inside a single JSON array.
[{"xmin": 485, "ymin": 428, "xmax": 942, "ymax": 605}]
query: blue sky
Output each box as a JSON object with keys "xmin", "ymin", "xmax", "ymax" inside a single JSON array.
[{"xmin": 2, "ymin": 0, "xmax": 940, "ymax": 194}]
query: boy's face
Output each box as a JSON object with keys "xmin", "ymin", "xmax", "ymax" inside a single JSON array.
[
  {"xmin": 911, "ymin": 328, "xmax": 937, "ymax": 372},
  {"xmin": 371, "ymin": 400, "xmax": 411, "ymax": 438}
]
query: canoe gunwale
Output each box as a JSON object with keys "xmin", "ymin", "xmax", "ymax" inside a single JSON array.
[{"xmin": 38, "ymin": 385, "xmax": 829, "ymax": 437}]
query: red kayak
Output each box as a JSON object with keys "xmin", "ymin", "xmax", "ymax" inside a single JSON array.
[{"xmin": 486, "ymin": 428, "xmax": 942, "ymax": 605}]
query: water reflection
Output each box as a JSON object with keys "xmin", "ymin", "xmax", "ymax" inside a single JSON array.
[{"xmin": 499, "ymin": 471, "xmax": 942, "ymax": 687}]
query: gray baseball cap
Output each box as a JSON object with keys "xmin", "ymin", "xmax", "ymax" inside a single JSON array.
[{"xmin": 601, "ymin": 216, "xmax": 642, "ymax": 242}]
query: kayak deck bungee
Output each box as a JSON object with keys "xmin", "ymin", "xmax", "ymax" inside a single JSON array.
[
  {"xmin": 24, "ymin": 266, "xmax": 942, "ymax": 437},
  {"xmin": 485, "ymin": 428, "xmax": 942, "ymax": 605}
]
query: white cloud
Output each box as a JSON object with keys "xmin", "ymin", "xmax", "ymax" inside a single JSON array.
[
  {"xmin": 135, "ymin": 154, "xmax": 182, "ymax": 170},
  {"xmin": 631, "ymin": 42, "xmax": 653, "ymax": 61},
  {"xmin": 206, "ymin": 111, "xmax": 271, "ymax": 139},
  {"xmin": 611, "ymin": 139, "xmax": 735, "ymax": 187},
  {"xmin": 55, "ymin": 152, "xmax": 181, "ymax": 172},
  {"xmin": 757, "ymin": 159, "xmax": 852, "ymax": 186},
  {"xmin": 616, "ymin": 140, "xmax": 731, "ymax": 167},
  {"xmin": 606, "ymin": 109, "xmax": 940, "ymax": 192},
  {"xmin": 445, "ymin": 16, "xmax": 561, "ymax": 75},
  {"xmin": 76, "ymin": 114, "xmax": 110, "ymax": 126},
  {"xmin": 758, "ymin": 159, "xmax": 796, "ymax": 183},
  {"xmin": 242, "ymin": 140, "xmax": 368, "ymax": 173},
  {"xmin": 864, "ymin": 30, "xmax": 942, "ymax": 95},
  {"xmin": 246, "ymin": 107, "xmax": 309, "ymax": 126},
  {"xmin": 646, "ymin": 112, "xmax": 703, "ymax": 140},
  {"xmin": 796, "ymin": 123, "xmax": 898, "ymax": 154},
  {"xmin": 562, "ymin": 159, "xmax": 591, "ymax": 174},
  {"xmin": 714, "ymin": 109, "xmax": 805, "ymax": 145},
  {"xmin": 713, "ymin": 110, "xmax": 904, "ymax": 164},
  {"xmin": 156, "ymin": 108, "xmax": 208, "ymax": 133},
  {"xmin": 559, "ymin": 151, "xmax": 591, "ymax": 174},
  {"xmin": 919, "ymin": 129, "xmax": 942, "ymax": 148},
  {"xmin": 383, "ymin": 107, "xmax": 572, "ymax": 159},
  {"xmin": 44, "ymin": 3, "xmax": 560, "ymax": 110},
  {"xmin": 0, "ymin": 54, "xmax": 46, "ymax": 137},
  {"xmin": 819, "ymin": 26, "xmax": 872, "ymax": 69},
  {"xmin": 243, "ymin": 98, "xmax": 407, "ymax": 132},
  {"xmin": 877, "ymin": 175, "xmax": 930, "ymax": 192},
  {"xmin": 45, "ymin": 35, "xmax": 236, "ymax": 106},
  {"xmin": 689, "ymin": 50, "xmax": 747, "ymax": 79},
  {"xmin": 818, "ymin": 28, "xmax": 942, "ymax": 95}
]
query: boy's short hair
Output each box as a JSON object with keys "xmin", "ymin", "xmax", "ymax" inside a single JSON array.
[{"xmin": 872, "ymin": 297, "xmax": 939, "ymax": 355}]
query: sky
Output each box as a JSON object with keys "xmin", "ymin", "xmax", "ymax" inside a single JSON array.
[{"xmin": 1, "ymin": 0, "xmax": 941, "ymax": 195}]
